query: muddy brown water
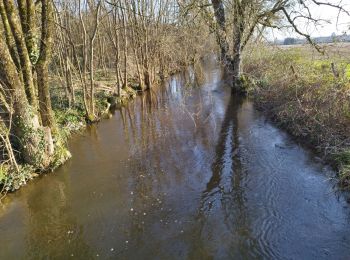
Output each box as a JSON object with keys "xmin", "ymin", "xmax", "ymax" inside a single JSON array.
[{"xmin": 0, "ymin": 59, "xmax": 350, "ymax": 259}]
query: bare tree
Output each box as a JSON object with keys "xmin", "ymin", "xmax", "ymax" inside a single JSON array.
[
  {"xmin": 0, "ymin": 0, "xmax": 211, "ymax": 177},
  {"xmin": 185, "ymin": 0, "xmax": 350, "ymax": 91}
]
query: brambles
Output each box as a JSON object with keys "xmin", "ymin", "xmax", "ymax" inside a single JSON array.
[{"xmin": 244, "ymin": 43, "xmax": 350, "ymax": 188}]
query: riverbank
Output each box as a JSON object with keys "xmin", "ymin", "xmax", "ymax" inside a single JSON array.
[
  {"xmin": 0, "ymin": 77, "xmax": 137, "ymax": 194},
  {"xmin": 243, "ymin": 43, "xmax": 350, "ymax": 189},
  {"xmin": 0, "ymin": 64, "xmax": 191, "ymax": 195}
]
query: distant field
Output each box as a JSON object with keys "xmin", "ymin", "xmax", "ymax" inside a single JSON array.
[{"xmin": 277, "ymin": 42, "xmax": 350, "ymax": 58}]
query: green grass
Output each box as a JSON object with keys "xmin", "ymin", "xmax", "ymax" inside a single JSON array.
[{"xmin": 335, "ymin": 150, "xmax": 350, "ymax": 187}]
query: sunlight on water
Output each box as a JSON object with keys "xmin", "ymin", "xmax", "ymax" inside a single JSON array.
[{"xmin": 0, "ymin": 58, "xmax": 349, "ymax": 259}]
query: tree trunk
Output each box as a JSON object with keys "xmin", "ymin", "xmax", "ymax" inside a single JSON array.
[
  {"xmin": 232, "ymin": 0, "xmax": 244, "ymax": 92},
  {"xmin": 89, "ymin": 39, "xmax": 96, "ymax": 118},
  {"xmin": 18, "ymin": 0, "xmax": 37, "ymax": 64},
  {"xmin": 37, "ymin": 63, "xmax": 55, "ymax": 128},
  {"xmin": 2, "ymin": 0, "xmax": 38, "ymax": 107},
  {"xmin": 232, "ymin": 37, "xmax": 242, "ymax": 91},
  {"xmin": 122, "ymin": 6, "xmax": 128, "ymax": 89},
  {"xmin": 211, "ymin": 0, "xmax": 232, "ymax": 67},
  {"xmin": 65, "ymin": 57, "xmax": 75, "ymax": 105},
  {"xmin": 0, "ymin": 36, "xmax": 53, "ymax": 169},
  {"xmin": 36, "ymin": 0, "xmax": 55, "ymax": 129}
]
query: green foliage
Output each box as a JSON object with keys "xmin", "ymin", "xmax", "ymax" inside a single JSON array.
[
  {"xmin": 0, "ymin": 164, "xmax": 34, "ymax": 192},
  {"xmin": 50, "ymin": 143, "xmax": 71, "ymax": 171},
  {"xmin": 0, "ymin": 164, "xmax": 7, "ymax": 184},
  {"xmin": 95, "ymin": 91, "xmax": 111, "ymax": 113},
  {"xmin": 333, "ymin": 150, "xmax": 350, "ymax": 187},
  {"xmin": 29, "ymin": 47, "xmax": 39, "ymax": 65},
  {"xmin": 28, "ymin": 35, "xmax": 39, "ymax": 64},
  {"xmin": 345, "ymin": 64, "xmax": 350, "ymax": 80},
  {"xmin": 238, "ymin": 75, "xmax": 254, "ymax": 94},
  {"xmin": 335, "ymin": 150, "xmax": 350, "ymax": 166},
  {"xmin": 339, "ymin": 164, "xmax": 350, "ymax": 188},
  {"xmin": 55, "ymin": 109, "xmax": 85, "ymax": 134}
]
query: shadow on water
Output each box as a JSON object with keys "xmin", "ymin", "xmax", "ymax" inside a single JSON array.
[
  {"xmin": 189, "ymin": 91, "xmax": 264, "ymax": 259},
  {"xmin": 0, "ymin": 57, "xmax": 350, "ymax": 259},
  {"xmin": 203, "ymin": 93, "xmax": 244, "ymax": 201}
]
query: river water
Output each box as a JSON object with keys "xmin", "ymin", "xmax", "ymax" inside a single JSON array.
[{"xmin": 0, "ymin": 59, "xmax": 350, "ymax": 259}]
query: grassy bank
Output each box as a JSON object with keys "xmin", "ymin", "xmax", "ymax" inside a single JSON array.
[{"xmin": 243, "ymin": 43, "xmax": 350, "ymax": 188}]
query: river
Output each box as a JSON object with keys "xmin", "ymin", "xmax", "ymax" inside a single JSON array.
[{"xmin": 0, "ymin": 58, "xmax": 349, "ymax": 259}]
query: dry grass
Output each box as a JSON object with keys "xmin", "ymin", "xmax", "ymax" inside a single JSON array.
[{"xmin": 243, "ymin": 43, "xmax": 350, "ymax": 188}]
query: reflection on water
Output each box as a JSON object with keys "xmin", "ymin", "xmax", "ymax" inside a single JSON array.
[{"xmin": 0, "ymin": 57, "xmax": 350, "ymax": 259}]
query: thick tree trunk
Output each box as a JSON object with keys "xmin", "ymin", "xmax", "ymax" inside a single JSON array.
[
  {"xmin": 2, "ymin": 0, "xmax": 37, "ymax": 107},
  {"xmin": 0, "ymin": 36, "xmax": 53, "ymax": 169},
  {"xmin": 211, "ymin": 0, "xmax": 232, "ymax": 67},
  {"xmin": 231, "ymin": 0, "xmax": 244, "ymax": 93}
]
